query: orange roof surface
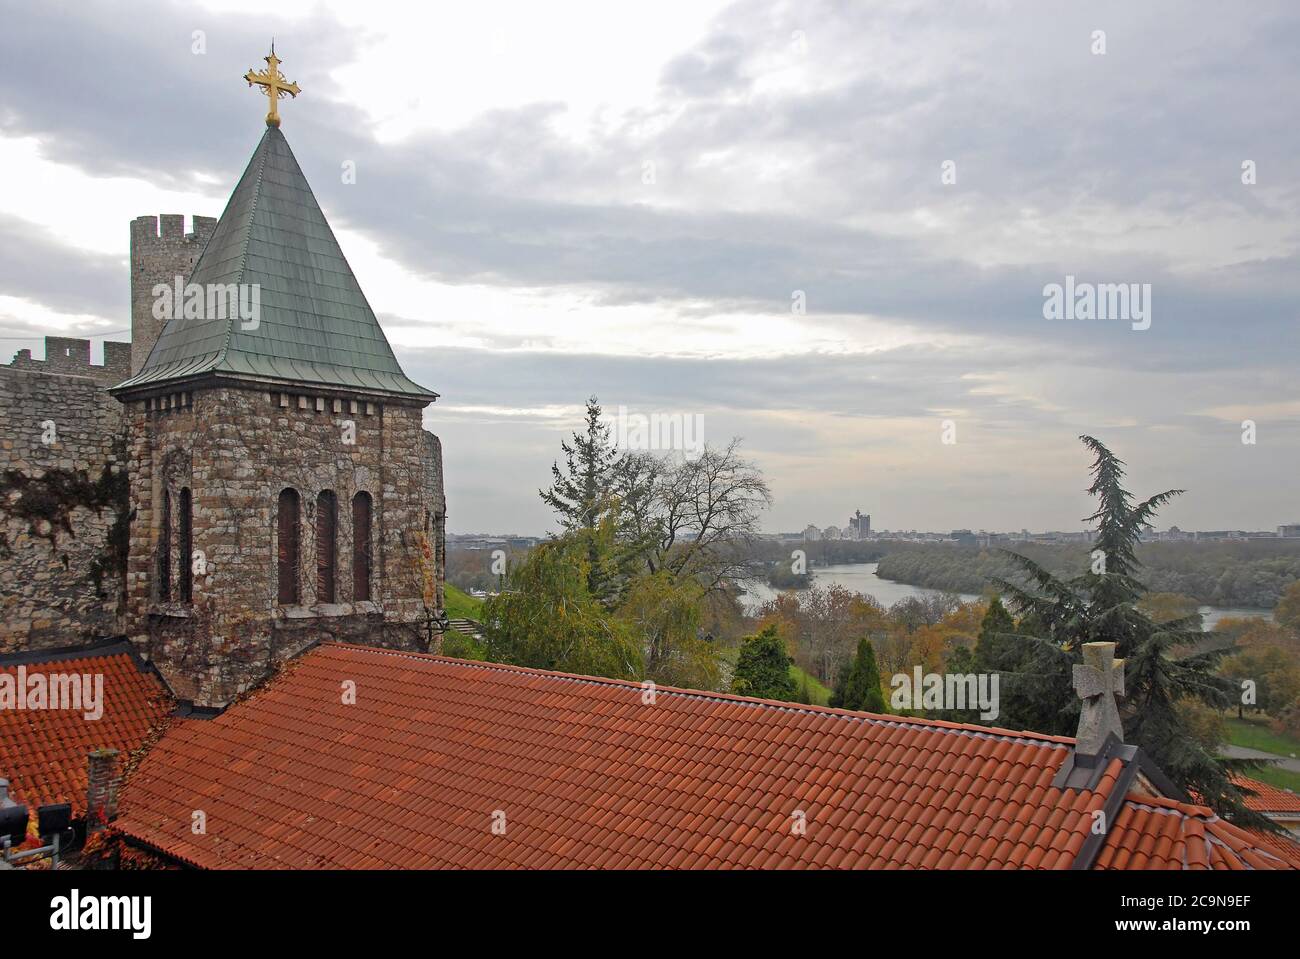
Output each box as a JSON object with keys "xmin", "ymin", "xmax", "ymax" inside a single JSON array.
[
  {"xmin": 1095, "ymin": 795, "xmax": 1300, "ymax": 870},
  {"xmin": 0, "ymin": 647, "xmax": 173, "ymax": 814},
  {"xmin": 1230, "ymin": 774, "xmax": 1300, "ymax": 815},
  {"xmin": 113, "ymin": 643, "xmax": 1296, "ymax": 870}
]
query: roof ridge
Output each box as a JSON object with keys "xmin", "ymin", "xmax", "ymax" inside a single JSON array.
[
  {"xmin": 213, "ymin": 127, "xmax": 271, "ymax": 369},
  {"xmin": 313, "ymin": 641, "xmax": 1075, "ymax": 749},
  {"xmin": 286, "ymin": 133, "xmax": 411, "ymax": 377}
]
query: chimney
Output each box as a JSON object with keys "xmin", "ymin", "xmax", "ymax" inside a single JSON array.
[
  {"xmin": 85, "ymin": 748, "xmax": 121, "ymax": 832},
  {"xmin": 1072, "ymin": 642, "xmax": 1125, "ymax": 757}
]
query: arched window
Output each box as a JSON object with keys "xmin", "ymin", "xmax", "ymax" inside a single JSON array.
[
  {"xmin": 316, "ymin": 490, "xmax": 338, "ymax": 604},
  {"xmin": 178, "ymin": 487, "xmax": 193, "ymax": 604},
  {"xmin": 352, "ymin": 491, "xmax": 373, "ymax": 602},
  {"xmin": 158, "ymin": 489, "xmax": 172, "ymax": 602},
  {"xmin": 277, "ymin": 488, "xmax": 301, "ymax": 604}
]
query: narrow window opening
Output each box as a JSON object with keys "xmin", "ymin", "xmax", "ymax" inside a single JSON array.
[
  {"xmin": 316, "ymin": 490, "xmax": 338, "ymax": 603},
  {"xmin": 178, "ymin": 487, "xmax": 193, "ymax": 603},
  {"xmin": 352, "ymin": 491, "xmax": 372, "ymax": 602},
  {"xmin": 277, "ymin": 488, "xmax": 301, "ymax": 604}
]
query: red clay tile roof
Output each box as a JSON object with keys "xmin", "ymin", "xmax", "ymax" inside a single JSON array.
[
  {"xmin": 1095, "ymin": 795, "xmax": 1300, "ymax": 870},
  {"xmin": 1230, "ymin": 774, "xmax": 1300, "ymax": 815},
  {"xmin": 0, "ymin": 648, "xmax": 173, "ymax": 815},
  {"xmin": 113, "ymin": 643, "xmax": 1295, "ymax": 870}
]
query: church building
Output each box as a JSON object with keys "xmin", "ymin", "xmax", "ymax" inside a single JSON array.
[
  {"xmin": 2, "ymin": 46, "xmax": 1296, "ymax": 874},
  {"xmin": 2, "ymin": 48, "xmax": 447, "ymax": 709}
]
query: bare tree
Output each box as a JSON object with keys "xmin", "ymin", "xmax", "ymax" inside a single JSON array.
[{"xmin": 649, "ymin": 439, "xmax": 772, "ymax": 592}]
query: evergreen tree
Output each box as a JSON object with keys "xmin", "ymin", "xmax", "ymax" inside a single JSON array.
[
  {"xmin": 483, "ymin": 534, "xmax": 642, "ymax": 680},
  {"xmin": 973, "ymin": 596, "xmax": 1016, "ymax": 671},
  {"xmin": 538, "ymin": 397, "xmax": 632, "ymax": 606},
  {"xmin": 731, "ymin": 625, "xmax": 796, "ymax": 701},
  {"xmin": 992, "ymin": 436, "xmax": 1264, "ymax": 826},
  {"xmin": 833, "ymin": 637, "xmax": 886, "ymax": 712},
  {"xmin": 539, "ymin": 396, "xmax": 621, "ymax": 533}
]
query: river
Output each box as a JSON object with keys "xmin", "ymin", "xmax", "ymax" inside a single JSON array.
[{"xmin": 740, "ymin": 562, "xmax": 1272, "ymax": 632}]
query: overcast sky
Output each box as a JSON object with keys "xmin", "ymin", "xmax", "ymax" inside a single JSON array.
[{"xmin": 2, "ymin": 0, "xmax": 1297, "ymax": 535}]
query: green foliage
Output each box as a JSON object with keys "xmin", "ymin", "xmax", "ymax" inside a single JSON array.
[
  {"xmin": 441, "ymin": 631, "xmax": 486, "ymax": 661},
  {"xmin": 1225, "ymin": 717, "xmax": 1300, "ymax": 756},
  {"xmin": 444, "ymin": 583, "xmax": 484, "ymax": 620},
  {"xmin": 1221, "ymin": 646, "xmax": 1300, "ymax": 717},
  {"xmin": 617, "ymin": 571, "xmax": 719, "ymax": 690},
  {"xmin": 1138, "ymin": 592, "xmax": 1201, "ymax": 625},
  {"xmin": 972, "ymin": 596, "xmax": 1016, "ymax": 670},
  {"xmin": 989, "ymin": 437, "xmax": 1261, "ymax": 826},
  {"xmin": 483, "ymin": 536, "xmax": 642, "ymax": 679},
  {"xmin": 538, "ymin": 395, "xmax": 621, "ymax": 534},
  {"xmin": 731, "ymin": 625, "xmax": 796, "ymax": 701},
  {"xmin": 1276, "ymin": 580, "xmax": 1300, "ymax": 631},
  {"xmin": 874, "ymin": 540, "xmax": 1300, "ymax": 610},
  {"xmin": 830, "ymin": 637, "xmax": 886, "ymax": 712},
  {"xmin": 790, "ymin": 665, "xmax": 831, "ymax": 705}
]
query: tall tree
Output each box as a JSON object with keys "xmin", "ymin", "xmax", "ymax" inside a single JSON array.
[
  {"xmin": 972, "ymin": 595, "xmax": 1016, "ymax": 670},
  {"xmin": 830, "ymin": 637, "xmax": 886, "ymax": 712},
  {"xmin": 538, "ymin": 397, "xmax": 634, "ymax": 605},
  {"xmin": 539, "ymin": 395, "xmax": 622, "ymax": 533},
  {"xmin": 731, "ymin": 625, "xmax": 796, "ymax": 701},
  {"xmin": 644, "ymin": 440, "xmax": 772, "ymax": 591},
  {"xmin": 482, "ymin": 533, "xmax": 642, "ymax": 680},
  {"xmin": 617, "ymin": 570, "xmax": 719, "ymax": 690},
  {"xmin": 992, "ymin": 436, "xmax": 1264, "ymax": 826}
]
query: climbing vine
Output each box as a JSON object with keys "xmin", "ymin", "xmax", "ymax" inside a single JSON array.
[{"xmin": 0, "ymin": 451, "xmax": 130, "ymax": 595}]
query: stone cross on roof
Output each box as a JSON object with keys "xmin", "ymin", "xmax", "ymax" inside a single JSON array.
[{"xmin": 1073, "ymin": 641, "xmax": 1126, "ymax": 756}]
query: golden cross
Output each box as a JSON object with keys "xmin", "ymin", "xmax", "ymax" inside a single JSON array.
[{"xmin": 244, "ymin": 43, "xmax": 301, "ymax": 128}]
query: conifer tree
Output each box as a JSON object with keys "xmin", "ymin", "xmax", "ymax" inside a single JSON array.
[
  {"xmin": 539, "ymin": 396, "xmax": 621, "ymax": 533},
  {"xmin": 832, "ymin": 637, "xmax": 886, "ymax": 712},
  {"xmin": 992, "ymin": 436, "xmax": 1265, "ymax": 826},
  {"xmin": 731, "ymin": 625, "xmax": 796, "ymax": 701}
]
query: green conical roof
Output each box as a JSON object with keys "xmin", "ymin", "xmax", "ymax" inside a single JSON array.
[{"xmin": 114, "ymin": 126, "xmax": 436, "ymax": 401}]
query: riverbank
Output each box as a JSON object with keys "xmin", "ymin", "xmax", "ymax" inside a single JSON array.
[{"xmin": 742, "ymin": 562, "xmax": 1271, "ymax": 632}]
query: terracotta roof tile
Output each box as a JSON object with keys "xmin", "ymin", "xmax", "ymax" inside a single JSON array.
[
  {"xmin": 1230, "ymin": 774, "xmax": 1300, "ymax": 814},
  {"xmin": 1095, "ymin": 795, "xmax": 1300, "ymax": 870},
  {"xmin": 108, "ymin": 643, "xmax": 1298, "ymax": 870},
  {"xmin": 0, "ymin": 649, "xmax": 172, "ymax": 815}
]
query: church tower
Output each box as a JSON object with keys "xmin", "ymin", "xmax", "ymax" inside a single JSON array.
[{"xmin": 111, "ymin": 49, "xmax": 446, "ymax": 707}]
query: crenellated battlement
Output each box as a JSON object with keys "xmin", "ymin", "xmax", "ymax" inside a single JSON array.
[
  {"xmin": 4, "ymin": 337, "xmax": 132, "ymax": 384},
  {"xmin": 130, "ymin": 213, "xmax": 218, "ymax": 246},
  {"xmin": 129, "ymin": 213, "xmax": 217, "ymax": 376}
]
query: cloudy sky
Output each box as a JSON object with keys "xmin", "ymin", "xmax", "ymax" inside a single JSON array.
[{"xmin": 2, "ymin": 0, "xmax": 1297, "ymax": 535}]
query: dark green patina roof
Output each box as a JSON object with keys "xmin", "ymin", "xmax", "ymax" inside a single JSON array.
[{"xmin": 113, "ymin": 126, "xmax": 436, "ymax": 402}]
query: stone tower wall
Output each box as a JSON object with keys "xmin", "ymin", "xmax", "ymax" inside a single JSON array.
[
  {"xmin": 129, "ymin": 214, "xmax": 218, "ymax": 375},
  {"xmin": 0, "ymin": 342, "xmax": 131, "ymax": 652},
  {"xmin": 122, "ymin": 382, "xmax": 444, "ymax": 706}
]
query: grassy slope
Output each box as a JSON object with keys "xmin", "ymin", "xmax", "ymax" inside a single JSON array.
[
  {"xmin": 790, "ymin": 665, "xmax": 832, "ymax": 706},
  {"xmin": 1225, "ymin": 718, "xmax": 1300, "ymax": 757},
  {"xmin": 445, "ymin": 583, "xmax": 485, "ymax": 621},
  {"xmin": 1224, "ymin": 718, "xmax": 1300, "ymax": 791}
]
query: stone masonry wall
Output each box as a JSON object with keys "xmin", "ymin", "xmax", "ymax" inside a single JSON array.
[
  {"xmin": 0, "ymin": 344, "xmax": 132, "ymax": 652},
  {"xmin": 129, "ymin": 214, "xmax": 217, "ymax": 375},
  {"xmin": 123, "ymin": 382, "xmax": 443, "ymax": 706}
]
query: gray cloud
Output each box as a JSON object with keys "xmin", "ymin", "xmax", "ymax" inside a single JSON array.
[{"xmin": 2, "ymin": 0, "xmax": 1297, "ymax": 532}]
